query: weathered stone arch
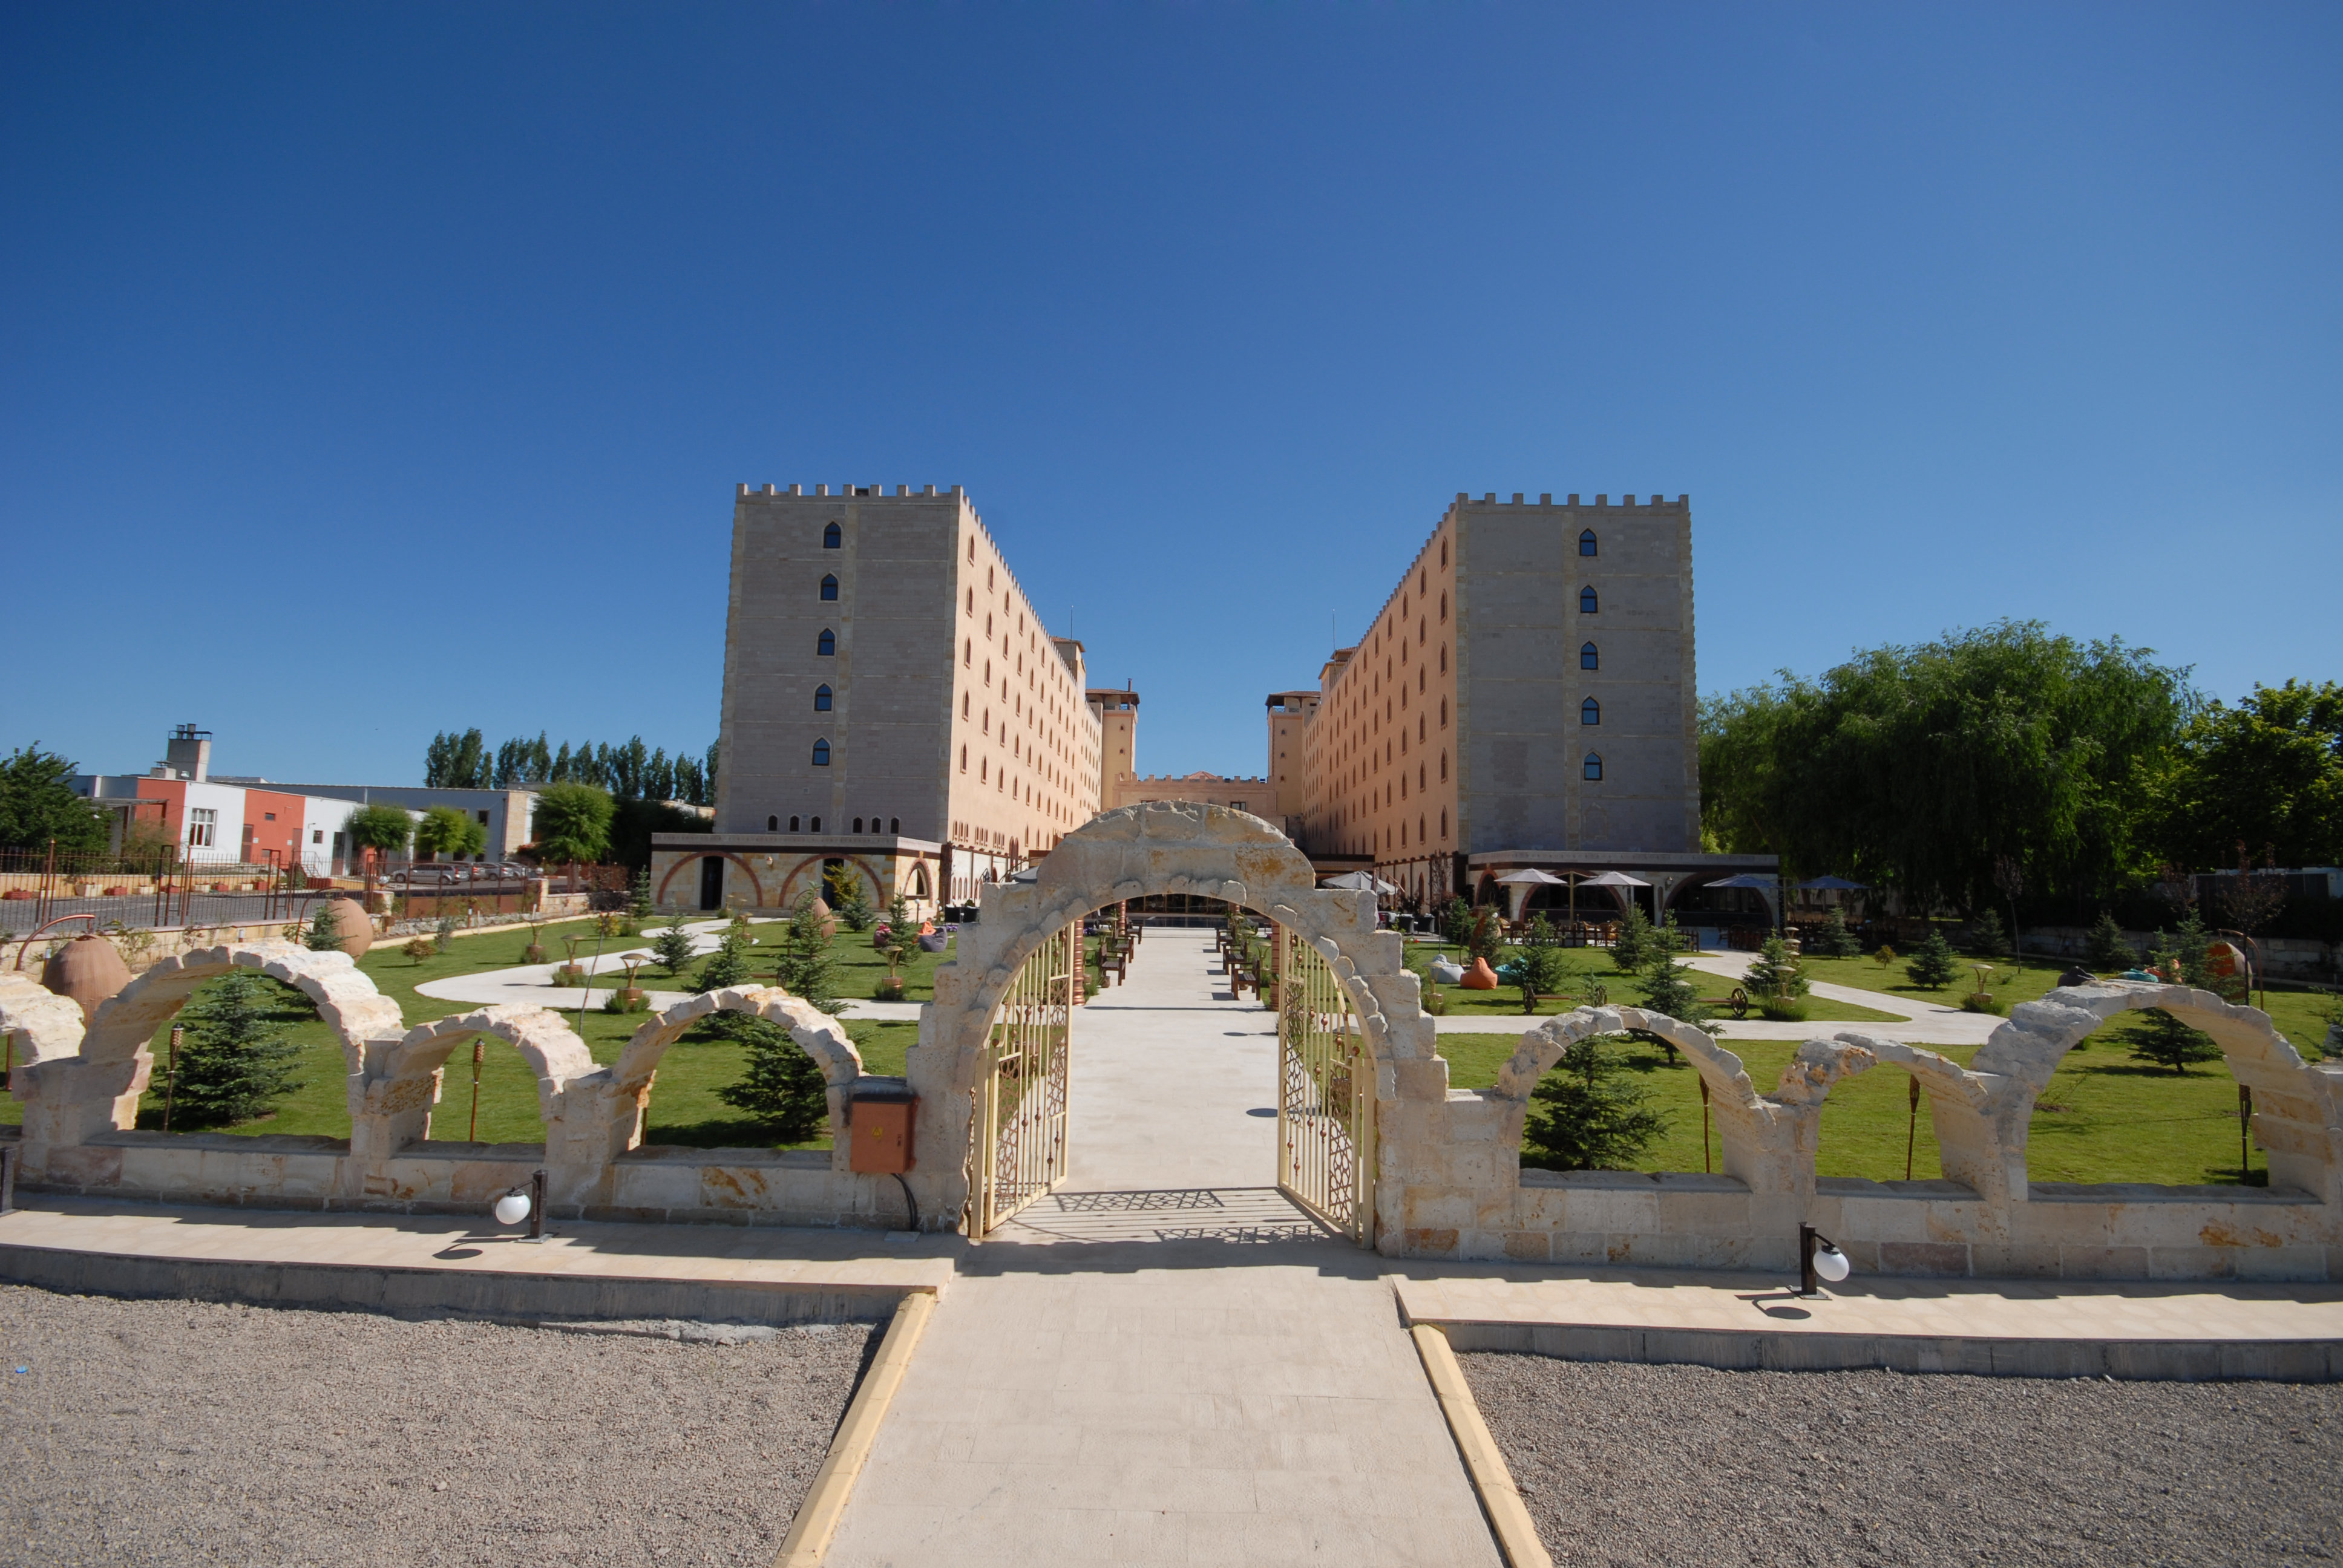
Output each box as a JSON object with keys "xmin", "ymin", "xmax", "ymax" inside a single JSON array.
[
  {"xmin": 1493, "ymin": 1007, "xmax": 1876, "ymax": 1201},
  {"xmin": 903, "ymin": 802, "xmax": 1430, "ymax": 1242},
  {"xmin": 1948, "ymin": 983, "xmax": 2340, "ymax": 1206},
  {"xmin": 349, "ymin": 1005, "xmax": 599, "ymax": 1195},
  {"xmin": 1, "ymin": 972, "xmax": 87, "ymax": 1071},
  {"xmin": 11, "ymin": 941, "xmax": 404, "ymax": 1172}
]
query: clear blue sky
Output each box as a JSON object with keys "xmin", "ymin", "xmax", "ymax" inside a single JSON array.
[{"xmin": 5, "ymin": 3, "xmax": 2336, "ymax": 787}]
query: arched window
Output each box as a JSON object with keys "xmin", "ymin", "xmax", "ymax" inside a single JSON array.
[
  {"xmin": 790, "ymin": 815, "xmax": 801, "ymax": 832},
  {"xmin": 818, "ymin": 629, "xmax": 836, "ymax": 656},
  {"xmin": 853, "ymin": 817, "xmax": 863, "ymax": 833},
  {"xmin": 889, "ymin": 817, "xmax": 900, "ymax": 834},
  {"xmin": 909, "ymin": 864, "xmax": 929, "ymax": 897},
  {"xmin": 811, "ymin": 739, "xmax": 831, "ymax": 766},
  {"xmin": 823, "ymin": 522, "xmax": 842, "ymax": 549},
  {"xmin": 1581, "ymin": 697, "xmax": 1601, "ymax": 725},
  {"xmin": 814, "ymin": 684, "xmax": 833, "ymax": 711},
  {"xmin": 1439, "ymin": 592, "xmax": 1447, "ymax": 621},
  {"xmin": 960, "ymin": 745, "xmax": 968, "ymax": 772},
  {"xmin": 1579, "ymin": 586, "xmax": 1598, "ymax": 614},
  {"xmin": 810, "ymin": 816, "xmax": 821, "ymax": 831},
  {"xmin": 963, "ymin": 638, "xmax": 971, "ymax": 665},
  {"xmin": 1440, "ymin": 697, "xmax": 1448, "ymax": 728},
  {"xmin": 1439, "ymin": 751, "xmax": 1448, "ymax": 780},
  {"xmin": 767, "ymin": 815, "xmax": 778, "ymax": 831},
  {"xmin": 967, "ymin": 537, "xmax": 975, "ymax": 561},
  {"xmin": 1440, "ymin": 538, "xmax": 1449, "ymax": 567},
  {"xmin": 1579, "ymin": 529, "xmax": 1598, "ymax": 557},
  {"xmin": 820, "ymin": 574, "xmax": 839, "ymax": 601},
  {"xmin": 1581, "ymin": 641, "xmax": 1599, "ymax": 670},
  {"xmin": 1583, "ymin": 751, "xmax": 1603, "ymax": 782},
  {"xmin": 1440, "ymin": 808, "xmax": 1447, "ymax": 838},
  {"xmin": 1438, "ymin": 644, "xmax": 1447, "ymax": 673}
]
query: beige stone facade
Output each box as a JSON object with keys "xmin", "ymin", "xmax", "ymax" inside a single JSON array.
[
  {"xmin": 653, "ymin": 483, "xmax": 1106, "ymax": 910},
  {"xmin": 1289, "ymin": 492, "xmax": 1722, "ymax": 908}
]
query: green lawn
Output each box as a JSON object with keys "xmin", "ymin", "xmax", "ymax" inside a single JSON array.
[
  {"xmin": 0, "ymin": 914, "xmax": 927, "ymax": 1149},
  {"xmin": 1403, "ymin": 940, "xmax": 1902, "ymax": 1024},
  {"xmin": 1440, "ymin": 1025, "xmax": 2272, "ymax": 1186}
]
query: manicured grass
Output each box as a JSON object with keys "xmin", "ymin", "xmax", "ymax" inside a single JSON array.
[
  {"xmin": 1405, "ymin": 941, "xmax": 1903, "ymax": 1024},
  {"xmin": 1439, "ymin": 1025, "xmax": 2272, "ymax": 1186}
]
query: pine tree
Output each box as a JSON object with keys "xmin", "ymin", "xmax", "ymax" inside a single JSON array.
[
  {"xmin": 1744, "ymin": 933, "xmax": 1810, "ymax": 1020},
  {"xmin": 696, "ymin": 923, "xmax": 753, "ymax": 993},
  {"xmin": 827, "ymin": 869, "xmax": 876, "ymax": 933},
  {"xmin": 1635, "ymin": 944, "xmax": 1711, "ymax": 1027},
  {"xmin": 715, "ymin": 1019, "xmax": 830, "ymax": 1142},
  {"xmin": 304, "ymin": 901, "xmax": 342, "ymax": 953},
  {"xmin": 1610, "ymin": 903, "xmax": 1658, "ymax": 971},
  {"xmin": 629, "ymin": 869, "xmax": 654, "ymax": 920},
  {"xmin": 1514, "ymin": 942, "xmax": 1567, "ymax": 1014},
  {"xmin": 1904, "ymin": 928, "xmax": 1959, "ymax": 989},
  {"xmin": 1440, "ymin": 897, "xmax": 1473, "ymax": 947},
  {"xmin": 1523, "ymin": 1035, "xmax": 1668, "ymax": 1171},
  {"xmin": 2084, "ymin": 910, "xmax": 2135, "ymax": 973},
  {"xmin": 1809, "ymin": 906, "xmax": 1861, "ymax": 958},
  {"xmin": 170, "ymin": 971, "xmax": 304, "ymax": 1127},
  {"xmin": 1967, "ymin": 908, "xmax": 2009, "ymax": 956},
  {"xmin": 651, "ymin": 918, "xmax": 698, "ymax": 978},
  {"xmin": 776, "ymin": 890, "xmax": 843, "ymax": 1013}
]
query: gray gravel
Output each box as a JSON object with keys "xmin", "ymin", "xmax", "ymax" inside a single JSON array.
[
  {"xmin": 0, "ymin": 1284, "xmax": 876, "ymax": 1567},
  {"xmin": 1460, "ymin": 1352, "xmax": 2342, "ymax": 1567}
]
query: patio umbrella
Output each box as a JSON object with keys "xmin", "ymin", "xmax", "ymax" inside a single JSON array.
[
  {"xmin": 1797, "ymin": 875, "xmax": 1867, "ymax": 890},
  {"xmin": 1567, "ymin": 869, "xmax": 1650, "ymax": 926},
  {"xmin": 1495, "ymin": 867, "xmax": 1569, "ymax": 921},
  {"xmin": 1320, "ymin": 870, "xmax": 1401, "ymax": 896},
  {"xmin": 1704, "ymin": 873, "xmax": 1777, "ymax": 889}
]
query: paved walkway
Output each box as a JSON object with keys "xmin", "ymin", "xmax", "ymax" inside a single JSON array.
[{"xmin": 822, "ymin": 929, "xmax": 1503, "ymax": 1567}]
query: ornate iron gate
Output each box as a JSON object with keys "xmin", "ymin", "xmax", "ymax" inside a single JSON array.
[
  {"xmin": 1277, "ymin": 925, "xmax": 1375, "ymax": 1245},
  {"xmin": 969, "ymin": 920, "xmax": 1078, "ymax": 1235}
]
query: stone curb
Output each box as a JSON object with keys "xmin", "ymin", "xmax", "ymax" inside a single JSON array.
[
  {"xmin": 775, "ymin": 1289, "xmax": 938, "ymax": 1566},
  {"xmin": 1409, "ymin": 1318, "xmax": 1555, "ymax": 1568}
]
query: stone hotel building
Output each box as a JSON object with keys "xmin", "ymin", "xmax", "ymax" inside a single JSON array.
[
  {"xmin": 1287, "ymin": 492, "xmax": 1772, "ymax": 919},
  {"xmin": 652, "ymin": 485, "xmax": 1104, "ymax": 915}
]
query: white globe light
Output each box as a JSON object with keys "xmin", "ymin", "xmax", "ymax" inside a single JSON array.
[
  {"xmin": 1813, "ymin": 1243, "xmax": 1851, "ymax": 1283},
  {"xmin": 494, "ymin": 1192, "xmax": 531, "ymax": 1226}
]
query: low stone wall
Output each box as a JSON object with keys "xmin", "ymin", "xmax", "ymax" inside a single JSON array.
[{"xmin": 2018, "ymin": 924, "xmax": 2336, "ymax": 981}]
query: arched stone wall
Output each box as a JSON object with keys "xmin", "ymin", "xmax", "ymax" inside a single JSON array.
[
  {"xmin": 903, "ymin": 801, "xmax": 1432, "ymax": 1244},
  {"xmin": 349, "ymin": 1005, "xmax": 601, "ymax": 1198},
  {"xmin": 652, "ymin": 852, "xmax": 768, "ymax": 909},
  {"xmin": 10, "ymin": 941, "xmax": 404, "ymax": 1170},
  {"xmin": 1, "ymin": 972, "xmax": 88, "ymax": 1072}
]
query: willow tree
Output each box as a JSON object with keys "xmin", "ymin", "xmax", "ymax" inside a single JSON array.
[{"xmin": 1700, "ymin": 621, "xmax": 2191, "ymax": 915}]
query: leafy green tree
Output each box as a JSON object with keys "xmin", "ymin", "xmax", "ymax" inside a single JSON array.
[
  {"xmin": 413, "ymin": 805, "xmax": 487, "ymax": 861},
  {"xmin": 169, "ymin": 971, "xmax": 304, "ymax": 1126},
  {"xmin": 775, "ymin": 890, "xmax": 843, "ymax": 1013},
  {"xmin": 716, "ymin": 1019, "xmax": 830, "ymax": 1142},
  {"xmin": 1523, "ymin": 1035, "xmax": 1668, "ymax": 1171},
  {"xmin": 1904, "ymin": 928, "xmax": 1959, "ymax": 989},
  {"xmin": 651, "ymin": 918, "xmax": 698, "ymax": 977},
  {"xmin": 2084, "ymin": 911, "xmax": 2135, "ymax": 972},
  {"xmin": 2149, "ymin": 681, "xmax": 2342, "ymax": 871},
  {"xmin": 1700, "ymin": 622, "xmax": 2189, "ymax": 913},
  {"xmin": 1807, "ymin": 907, "xmax": 1860, "ymax": 958},
  {"xmin": 343, "ymin": 803, "xmax": 415, "ymax": 865},
  {"xmin": 531, "ymin": 782, "xmax": 614, "ymax": 869},
  {"xmin": 0, "ymin": 745, "xmax": 108, "ymax": 854},
  {"xmin": 1440, "ymin": 898, "xmax": 1474, "ymax": 946}
]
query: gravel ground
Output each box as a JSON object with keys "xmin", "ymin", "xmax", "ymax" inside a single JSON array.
[
  {"xmin": 0, "ymin": 1285, "xmax": 876, "ymax": 1568},
  {"xmin": 1460, "ymin": 1352, "xmax": 2342, "ymax": 1567}
]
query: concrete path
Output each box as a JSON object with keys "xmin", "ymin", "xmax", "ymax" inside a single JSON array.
[{"xmin": 822, "ymin": 929, "xmax": 1503, "ymax": 1567}]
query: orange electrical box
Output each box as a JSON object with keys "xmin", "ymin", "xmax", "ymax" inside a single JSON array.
[{"xmin": 849, "ymin": 1093, "xmax": 916, "ymax": 1174}]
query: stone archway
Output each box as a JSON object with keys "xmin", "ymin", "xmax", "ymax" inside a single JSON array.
[
  {"xmin": 11, "ymin": 941, "xmax": 404, "ymax": 1171},
  {"xmin": 653, "ymin": 852, "xmax": 768, "ymax": 909},
  {"xmin": 898, "ymin": 802, "xmax": 1437, "ymax": 1246}
]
